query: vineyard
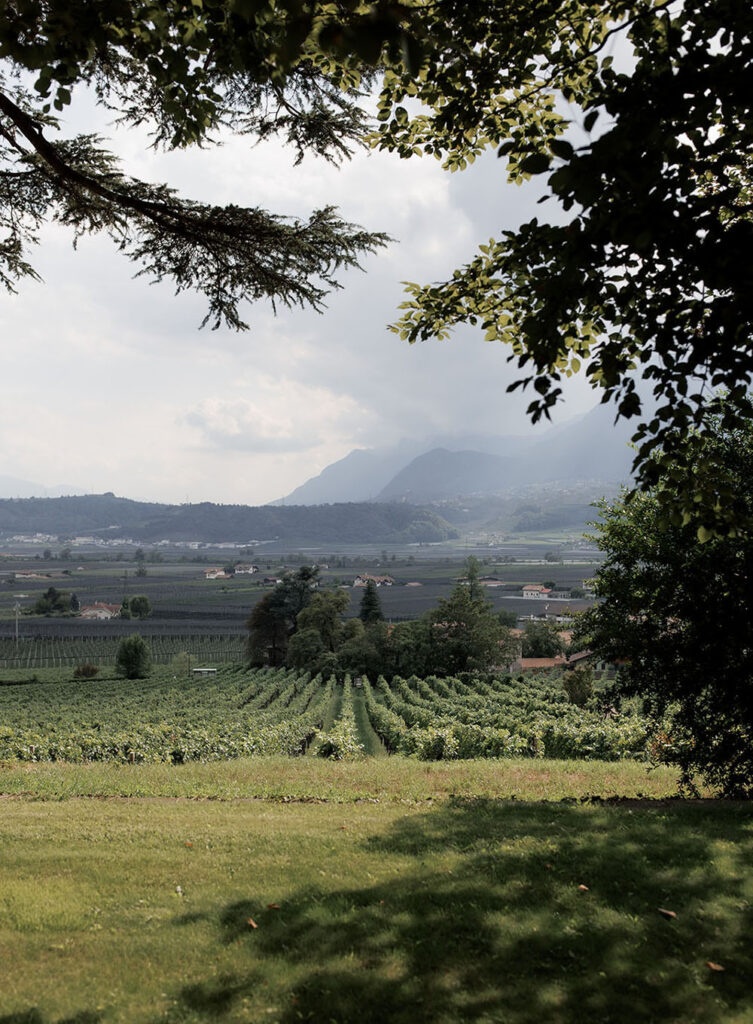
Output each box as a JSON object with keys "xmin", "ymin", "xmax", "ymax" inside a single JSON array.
[
  {"xmin": 0, "ymin": 666, "xmax": 650, "ymax": 763},
  {"xmin": 0, "ymin": 633, "xmax": 245, "ymax": 668}
]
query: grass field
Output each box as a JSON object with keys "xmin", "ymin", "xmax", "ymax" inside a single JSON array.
[{"xmin": 1, "ymin": 760, "xmax": 752, "ymax": 1024}]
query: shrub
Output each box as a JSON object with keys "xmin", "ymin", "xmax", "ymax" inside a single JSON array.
[
  {"xmin": 73, "ymin": 663, "xmax": 99, "ymax": 679},
  {"xmin": 562, "ymin": 668, "xmax": 594, "ymax": 707},
  {"xmin": 115, "ymin": 635, "xmax": 152, "ymax": 679}
]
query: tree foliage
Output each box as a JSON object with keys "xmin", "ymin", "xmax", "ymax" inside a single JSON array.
[
  {"xmin": 372, "ymin": 0, "xmax": 753, "ymax": 532},
  {"xmin": 245, "ymin": 565, "xmax": 319, "ymax": 666},
  {"xmin": 115, "ymin": 634, "xmax": 151, "ymax": 679},
  {"xmin": 521, "ymin": 620, "xmax": 565, "ymax": 659},
  {"xmin": 0, "ymin": 0, "xmax": 389, "ymax": 328},
  {"xmin": 425, "ymin": 564, "xmax": 517, "ymax": 675},
  {"xmin": 127, "ymin": 594, "xmax": 152, "ymax": 619},
  {"xmin": 32, "ymin": 586, "xmax": 71, "ymax": 615},
  {"xmin": 581, "ymin": 405, "xmax": 753, "ymax": 795},
  {"xmin": 358, "ymin": 578, "xmax": 384, "ymax": 624}
]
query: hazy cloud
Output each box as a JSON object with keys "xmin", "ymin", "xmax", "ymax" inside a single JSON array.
[{"xmin": 0, "ymin": 93, "xmax": 603, "ymax": 504}]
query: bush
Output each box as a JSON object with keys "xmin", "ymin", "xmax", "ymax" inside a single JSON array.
[
  {"xmin": 115, "ymin": 635, "xmax": 152, "ymax": 679},
  {"xmin": 562, "ymin": 668, "xmax": 594, "ymax": 707},
  {"xmin": 73, "ymin": 663, "xmax": 99, "ymax": 679}
]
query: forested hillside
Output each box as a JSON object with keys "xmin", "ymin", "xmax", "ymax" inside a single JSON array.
[{"xmin": 0, "ymin": 494, "xmax": 458, "ymax": 544}]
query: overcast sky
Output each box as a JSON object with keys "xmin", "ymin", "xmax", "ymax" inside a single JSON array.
[{"xmin": 0, "ymin": 90, "xmax": 599, "ymax": 505}]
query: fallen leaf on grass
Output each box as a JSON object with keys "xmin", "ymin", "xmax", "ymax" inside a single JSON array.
[
  {"xmin": 706, "ymin": 961, "xmax": 725, "ymax": 972},
  {"xmin": 267, "ymin": 904, "xmax": 281, "ymax": 910},
  {"xmin": 247, "ymin": 918, "xmax": 258, "ymax": 929},
  {"xmin": 578, "ymin": 884, "xmax": 590, "ymax": 892},
  {"xmin": 658, "ymin": 908, "xmax": 677, "ymax": 920},
  {"xmin": 185, "ymin": 842, "xmax": 193, "ymax": 848}
]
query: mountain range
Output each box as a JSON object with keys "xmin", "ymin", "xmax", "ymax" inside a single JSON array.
[{"xmin": 278, "ymin": 403, "xmax": 635, "ymax": 505}]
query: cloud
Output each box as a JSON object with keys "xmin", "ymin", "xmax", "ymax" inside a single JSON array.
[
  {"xmin": 0, "ymin": 89, "xmax": 607, "ymax": 505},
  {"xmin": 184, "ymin": 381, "xmax": 369, "ymax": 456}
]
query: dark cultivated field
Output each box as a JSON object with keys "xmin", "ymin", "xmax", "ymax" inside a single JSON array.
[{"xmin": 0, "ymin": 550, "xmax": 598, "ymax": 639}]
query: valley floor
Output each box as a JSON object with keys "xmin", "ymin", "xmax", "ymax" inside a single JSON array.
[{"xmin": 1, "ymin": 760, "xmax": 752, "ymax": 1024}]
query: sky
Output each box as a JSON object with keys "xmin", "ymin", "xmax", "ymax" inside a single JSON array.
[{"xmin": 0, "ymin": 88, "xmax": 599, "ymax": 505}]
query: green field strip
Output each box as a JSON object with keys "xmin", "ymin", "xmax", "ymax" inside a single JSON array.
[{"xmin": 351, "ymin": 686, "xmax": 387, "ymax": 757}]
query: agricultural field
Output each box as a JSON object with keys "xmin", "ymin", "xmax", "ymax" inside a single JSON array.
[
  {"xmin": 0, "ymin": 552, "xmax": 598, "ymax": 651},
  {"xmin": 0, "ymin": 634, "xmax": 245, "ymax": 669},
  {"xmin": 0, "ymin": 665, "xmax": 647, "ymax": 764},
  {"xmin": 2, "ymin": 668, "xmax": 752, "ymax": 1022}
]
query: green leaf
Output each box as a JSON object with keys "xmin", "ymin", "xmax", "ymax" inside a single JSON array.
[{"xmin": 519, "ymin": 153, "xmax": 551, "ymax": 175}]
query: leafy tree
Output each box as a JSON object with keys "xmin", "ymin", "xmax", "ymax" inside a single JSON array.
[
  {"xmin": 461, "ymin": 555, "xmax": 485, "ymax": 603},
  {"xmin": 498, "ymin": 608, "xmax": 518, "ymax": 629},
  {"xmin": 426, "ymin": 579, "xmax": 509, "ymax": 676},
  {"xmin": 0, "ymin": 2, "xmax": 387, "ymax": 328},
  {"xmin": 521, "ymin": 620, "xmax": 565, "ymax": 659},
  {"xmin": 562, "ymin": 667, "xmax": 594, "ymax": 708},
  {"xmin": 70, "ymin": 592, "xmax": 80, "ymax": 613},
  {"xmin": 373, "ymin": 0, "xmax": 753, "ymax": 532},
  {"xmin": 296, "ymin": 590, "xmax": 349, "ymax": 652},
  {"xmin": 135, "ymin": 563, "xmax": 147, "ymax": 578},
  {"xmin": 119, "ymin": 598, "xmax": 132, "ymax": 620},
  {"xmin": 358, "ymin": 579, "xmax": 384, "ymax": 624},
  {"xmin": 128, "ymin": 594, "xmax": 152, "ymax": 619},
  {"xmin": 287, "ymin": 626, "xmax": 326, "ymax": 673},
  {"xmin": 32, "ymin": 586, "xmax": 71, "ymax": 615},
  {"xmin": 134, "ymin": 548, "xmax": 145, "ymax": 562},
  {"xmin": 581, "ymin": 406, "xmax": 753, "ymax": 795},
  {"xmin": 115, "ymin": 634, "xmax": 151, "ymax": 679},
  {"xmin": 383, "ymin": 618, "xmax": 434, "ymax": 679},
  {"xmin": 245, "ymin": 566, "xmax": 319, "ymax": 666}
]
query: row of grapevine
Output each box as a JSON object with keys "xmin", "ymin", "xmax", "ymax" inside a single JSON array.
[
  {"xmin": 315, "ymin": 675, "xmax": 365, "ymax": 759},
  {"xmin": 363, "ymin": 673, "xmax": 650, "ymax": 761},
  {"xmin": 0, "ymin": 665, "xmax": 652, "ymax": 763},
  {"xmin": 0, "ymin": 665, "xmax": 334, "ymax": 763}
]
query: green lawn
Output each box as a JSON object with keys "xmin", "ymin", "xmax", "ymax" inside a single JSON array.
[{"xmin": 1, "ymin": 761, "xmax": 752, "ymax": 1023}]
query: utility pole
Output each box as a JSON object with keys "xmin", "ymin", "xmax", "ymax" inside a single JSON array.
[{"xmin": 14, "ymin": 602, "xmax": 20, "ymax": 647}]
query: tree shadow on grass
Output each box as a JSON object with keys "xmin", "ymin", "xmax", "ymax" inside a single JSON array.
[{"xmin": 161, "ymin": 800, "xmax": 753, "ymax": 1023}]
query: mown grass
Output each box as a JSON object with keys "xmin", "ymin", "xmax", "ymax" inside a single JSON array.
[
  {"xmin": 1, "ymin": 793, "xmax": 751, "ymax": 1024},
  {"xmin": 0, "ymin": 756, "xmax": 691, "ymax": 802}
]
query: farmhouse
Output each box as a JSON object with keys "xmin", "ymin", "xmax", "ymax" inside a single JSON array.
[
  {"xmin": 203, "ymin": 568, "xmax": 230, "ymax": 580},
  {"xmin": 234, "ymin": 564, "xmax": 258, "ymax": 575},
  {"xmin": 80, "ymin": 602, "xmax": 122, "ymax": 620},
  {"xmin": 522, "ymin": 584, "xmax": 552, "ymax": 599},
  {"xmin": 353, "ymin": 574, "xmax": 395, "ymax": 587}
]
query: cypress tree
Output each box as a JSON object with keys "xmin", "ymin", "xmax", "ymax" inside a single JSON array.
[{"xmin": 359, "ymin": 580, "xmax": 384, "ymax": 625}]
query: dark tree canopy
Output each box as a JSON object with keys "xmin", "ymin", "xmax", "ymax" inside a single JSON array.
[
  {"xmin": 246, "ymin": 565, "xmax": 319, "ymax": 666},
  {"xmin": 115, "ymin": 633, "xmax": 151, "ymax": 678},
  {"xmin": 581, "ymin": 402, "xmax": 753, "ymax": 796},
  {"xmin": 373, "ymin": 0, "xmax": 753, "ymax": 533},
  {"xmin": 358, "ymin": 578, "xmax": 384, "ymax": 624},
  {"xmin": 520, "ymin": 620, "xmax": 564, "ymax": 659},
  {"xmin": 0, "ymin": 0, "xmax": 390, "ymax": 328}
]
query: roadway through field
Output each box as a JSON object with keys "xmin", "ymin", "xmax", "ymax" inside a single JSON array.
[{"xmin": 351, "ymin": 685, "xmax": 387, "ymax": 757}]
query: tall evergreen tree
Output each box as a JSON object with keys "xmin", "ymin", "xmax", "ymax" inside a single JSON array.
[{"xmin": 358, "ymin": 579, "xmax": 384, "ymax": 624}]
